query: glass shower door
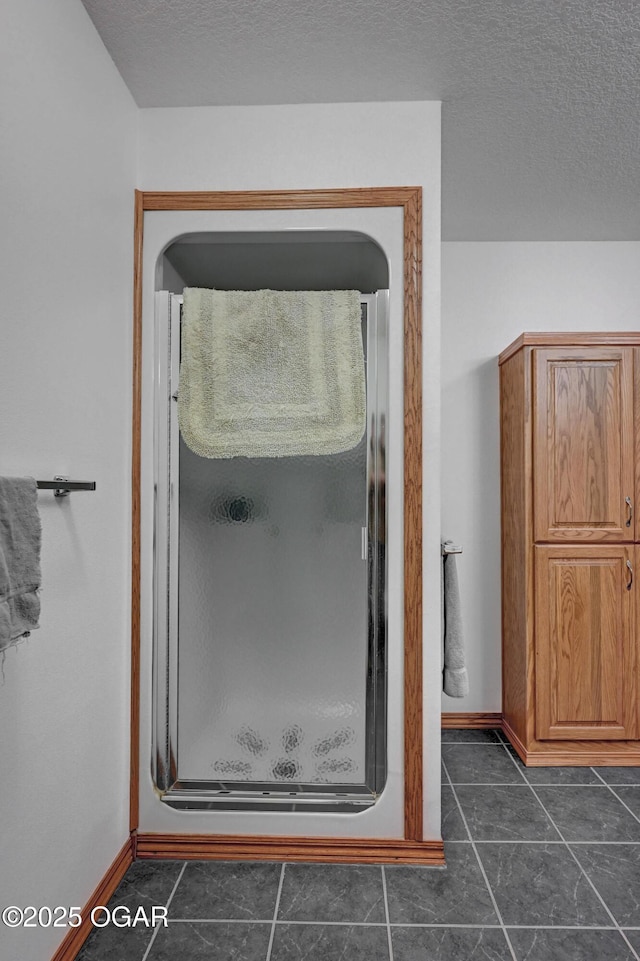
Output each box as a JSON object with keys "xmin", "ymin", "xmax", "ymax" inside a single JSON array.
[{"xmin": 153, "ymin": 291, "xmax": 388, "ymax": 810}]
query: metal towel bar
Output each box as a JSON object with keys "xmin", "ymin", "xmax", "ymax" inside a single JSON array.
[
  {"xmin": 442, "ymin": 543, "xmax": 462, "ymax": 555},
  {"xmin": 36, "ymin": 477, "xmax": 96, "ymax": 497}
]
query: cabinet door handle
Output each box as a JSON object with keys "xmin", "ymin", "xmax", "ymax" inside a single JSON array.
[
  {"xmin": 625, "ymin": 496, "xmax": 633, "ymax": 527},
  {"xmin": 626, "ymin": 559, "xmax": 633, "ymax": 591}
]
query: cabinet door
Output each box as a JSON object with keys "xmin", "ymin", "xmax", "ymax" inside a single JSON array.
[
  {"xmin": 533, "ymin": 348, "xmax": 634, "ymax": 542},
  {"xmin": 535, "ymin": 545, "xmax": 637, "ymax": 740}
]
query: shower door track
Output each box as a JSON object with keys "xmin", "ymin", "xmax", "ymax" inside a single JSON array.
[{"xmin": 153, "ymin": 290, "xmax": 389, "ymax": 812}]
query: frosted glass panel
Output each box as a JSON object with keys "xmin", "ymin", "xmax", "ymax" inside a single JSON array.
[
  {"xmin": 153, "ymin": 289, "xmax": 388, "ymax": 809},
  {"xmin": 177, "ymin": 439, "xmax": 368, "ymax": 785}
]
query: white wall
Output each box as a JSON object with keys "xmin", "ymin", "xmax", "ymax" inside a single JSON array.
[
  {"xmin": 138, "ymin": 101, "xmax": 443, "ymax": 838},
  {"xmin": 0, "ymin": 2, "xmax": 137, "ymax": 959},
  {"xmin": 442, "ymin": 242, "xmax": 640, "ymax": 713}
]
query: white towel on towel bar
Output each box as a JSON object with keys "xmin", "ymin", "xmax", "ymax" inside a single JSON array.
[
  {"xmin": 177, "ymin": 287, "xmax": 366, "ymax": 459},
  {"xmin": 442, "ymin": 540, "xmax": 469, "ymax": 698}
]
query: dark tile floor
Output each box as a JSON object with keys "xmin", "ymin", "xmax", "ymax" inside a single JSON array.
[{"xmin": 77, "ymin": 730, "xmax": 640, "ymax": 960}]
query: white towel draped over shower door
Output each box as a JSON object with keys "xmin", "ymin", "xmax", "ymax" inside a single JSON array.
[{"xmin": 177, "ymin": 287, "xmax": 366, "ymax": 459}]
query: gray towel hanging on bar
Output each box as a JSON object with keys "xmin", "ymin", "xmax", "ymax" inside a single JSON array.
[
  {"xmin": 442, "ymin": 540, "xmax": 469, "ymax": 697},
  {"xmin": 0, "ymin": 477, "xmax": 42, "ymax": 650}
]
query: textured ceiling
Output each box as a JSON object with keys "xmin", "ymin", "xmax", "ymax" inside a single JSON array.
[{"xmin": 80, "ymin": 0, "xmax": 640, "ymax": 240}]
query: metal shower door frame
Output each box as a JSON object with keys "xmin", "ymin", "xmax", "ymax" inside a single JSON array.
[{"xmin": 152, "ymin": 289, "xmax": 389, "ymax": 811}]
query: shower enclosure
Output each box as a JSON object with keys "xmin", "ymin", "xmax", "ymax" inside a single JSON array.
[{"xmin": 152, "ymin": 236, "xmax": 389, "ymax": 813}]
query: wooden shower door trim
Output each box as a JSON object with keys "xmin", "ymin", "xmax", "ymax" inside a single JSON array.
[
  {"xmin": 129, "ymin": 190, "xmax": 144, "ymax": 833},
  {"xmin": 130, "ymin": 187, "xmax": 424, "ymax": 842}
]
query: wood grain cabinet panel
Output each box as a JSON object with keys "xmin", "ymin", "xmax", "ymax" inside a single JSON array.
[
  {"xmin": 534, "ymin": 545, "xmax": 637, "ymax": 741},
  {"xmin": 533, "ymin": 348, "xmax": 635, "ymax": 543},
  {"xmin": 499, "ymin": 334, "xmax": 640, "ymax": 765}
]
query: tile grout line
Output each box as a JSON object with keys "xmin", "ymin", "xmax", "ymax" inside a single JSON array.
[
  {"xmin": 164, "ymin": 917, "xmax": 632, "ymax": 929},
  {"xmin": 589, "ymin": 763, "xmax": 640, "ymax": 789},
  {"xmin": 380, "ymin": 865, "xmax": 394, "ymax": 961},
  {"xmin": 141, "ymin": 861, "xmax": 187, "ymax": 961},
  {"xmin": 500, "ymin": 742, "xmax": 640, "ymax": 961},
  {"xmin": 265, "ymin": 862, "xmax": 286, "ymax": 961},
  {"xmin": 591, "ymin": 768, "xmax": 640, "ymax": 826},
  {"xmin": 442, "ymin": 740, "xmax": 505, "ymax": 745},
  {"xmin": 472, "ymin": 839, "xmax": 640, "ymax": 845},
  {"xmin": 168, "ymin": 917, "xmax": 387, "ymax": 925},
  {"xmin": 440, "ymin": 781, "xmax": 615, "ymax": 786},
  {"xmin": 442, "ymin": 758, "xmax": 518, "ymax": 961},
  {"xmin": 442, "ymin": 743, "xmax": 509, "ymax": 748}
]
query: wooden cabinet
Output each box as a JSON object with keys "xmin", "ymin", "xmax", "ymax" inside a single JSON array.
[
  {"xmin": 534, "ymin": 545, "xmax": 636, "ymax": 741},
  {"xmin": 533, "ymin": 348, "xmax": 635, "ymax": 543},
  {"xmin": 500, "ymin": 334, "xmax": 640, "ymax": 765}
]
